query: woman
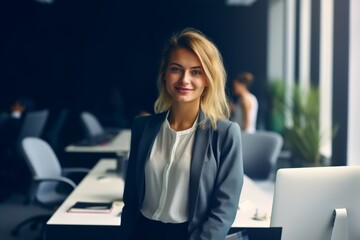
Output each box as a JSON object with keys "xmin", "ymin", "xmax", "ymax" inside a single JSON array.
[
  {"xmin": 119, "ymin": 28, "xmax": 243, "ymax": 240},
  {"xmin": 231, "ymin": 72, "xmax": 258, "ymax": 133}
]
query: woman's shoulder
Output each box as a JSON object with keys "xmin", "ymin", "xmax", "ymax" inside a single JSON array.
[
  {"xmin": 132, "ymin": 112, "xmax": 166, "ymax": 129},
  {"xmin": 210, "ymin": 119, "xmax": 241, "ymax": 148},
  {"xmin": 215, "ymin": 119, "xmax": 241, "ymax": 133},
  {"xmin": 133, "ymin": 114, "xmax": 151, "ymax": 124}
]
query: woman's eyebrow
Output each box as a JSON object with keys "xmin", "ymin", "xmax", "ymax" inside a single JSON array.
[
  {"xmin": 169, "ymin": 62, "xmax": 202, "ymax": 69},
  {"xmin": 169, "ymin": 63, "xmax": 183, "ymax": 67}
]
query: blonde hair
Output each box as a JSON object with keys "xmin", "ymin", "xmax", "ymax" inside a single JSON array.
[{"xmin": 154, "ymin": 28, "xmax": 230, "ymax": 129}]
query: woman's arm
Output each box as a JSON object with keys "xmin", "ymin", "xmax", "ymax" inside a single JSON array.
[
  {"xmin": 241, "ymin": 97, "xmax": 252, "ymax": 131},
  {"xmin": 190, "ymin": 123, "xmax": 244, "ymax": 240},
  {"xmin": 119, "ymin": 117, "xmax": 145, "ymax": 237}
]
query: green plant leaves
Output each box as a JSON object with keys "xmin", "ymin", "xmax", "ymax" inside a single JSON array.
[{"xmin": 267, "ymin": 81, "xmax": 337, "ymax": 164}]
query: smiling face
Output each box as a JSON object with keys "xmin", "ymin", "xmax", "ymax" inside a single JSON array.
[{"xmin": 165, "ymin": 48, "xmax": 208, "ymax": 107}]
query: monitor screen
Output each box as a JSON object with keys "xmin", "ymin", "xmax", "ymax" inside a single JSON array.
[{"xmin": 270, "ymin": 166, "xmax": 360, "ymax": 240}]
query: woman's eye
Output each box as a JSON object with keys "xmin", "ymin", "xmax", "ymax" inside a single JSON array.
[
  {"xmin": 191, "ymin": 69, "xmax": 202, "ymax": 76},
  {"xmin": 169, "ymin": 67, "xmax": 182, "ymax": 73}
]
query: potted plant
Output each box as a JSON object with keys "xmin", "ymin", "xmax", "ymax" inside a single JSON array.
[
  {"xmin": 285, "ymin": 85, "xmax": 323, "ymax": 166},
  {"xmin": 267, "ymin": 81, "xmax": 337, "ymax": 167}
]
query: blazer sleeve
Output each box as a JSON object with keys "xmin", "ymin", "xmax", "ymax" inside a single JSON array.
[
  {"xmin": 119, "ymin": 117, "xmax": 145, "ymax": 237},
  {"xmin": 190, "ymin": 122, "xmax": 244, "ymax": 240}
]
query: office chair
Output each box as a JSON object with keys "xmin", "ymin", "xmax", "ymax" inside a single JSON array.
[
  {"xmin": 43, "ymin": 109, "xmax": 69, "ymax": 153},
  {"xmin": 80, "ymin": 111, "xmax": 104, "ymax": 138},
  {"xmin": 11, "ymin": 137, "xmax": 89, "ymax": 239},
  {"xmin": 241, "ymin": 131, "xmax": 283, "ymax": 180},
  {"xmin": 16, "ymin": 109, "xmax": 49, "ymax": 146},
  {"xmin": 79, "ymin": 111, "xmax": 121, "ymax": 146},
  {"xmin": 1, "ymin": 109, "xmax": 49, "ymax": 196}
]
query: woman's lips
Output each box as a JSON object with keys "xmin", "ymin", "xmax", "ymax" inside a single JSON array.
[{"xmin": 175, "ymin": 86, "xmax": 194, "ymax": 93}]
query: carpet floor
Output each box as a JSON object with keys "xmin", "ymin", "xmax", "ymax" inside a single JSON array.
[{"xmin": 0, "ymin": 193, "xmax": 52, "ymax": 240}]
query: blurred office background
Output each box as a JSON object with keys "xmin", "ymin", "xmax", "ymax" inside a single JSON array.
[
  {"xmin": 0, "ymin": 0, "xmax": 359, "ymax": 239},
  {"xmin": 0, "ymin": 0, "xmax": 268, "ymax": 139}
]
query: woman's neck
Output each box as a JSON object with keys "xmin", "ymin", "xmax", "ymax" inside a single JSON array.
[{"xmin": 168, "ymin": 102, "xmax": 200, "ymax": 131}]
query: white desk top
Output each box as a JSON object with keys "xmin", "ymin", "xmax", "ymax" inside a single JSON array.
[
  {"xmin": 65, "ymin": 130, "xmax": 131, "ymax": 154},
  {"xmin": 47, "ymin": 159, "xmax": 124, "ymax": 226},
  {"xmin": 234, "ymin": 177, "xmax": 272, "ymax": 227},
  {"xmin": 48, "ymin": 159, "xmax": 272, "ymax": 227}
]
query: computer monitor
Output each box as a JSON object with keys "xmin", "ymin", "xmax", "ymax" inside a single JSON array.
[{"xmin": 270, "ymin": 166, "xmax": 360, "ymax": 240}]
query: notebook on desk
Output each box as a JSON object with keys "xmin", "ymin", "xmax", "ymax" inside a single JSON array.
[{"xmin": 67, "ymin": 201, "xmax": 113, "ymax": 214}]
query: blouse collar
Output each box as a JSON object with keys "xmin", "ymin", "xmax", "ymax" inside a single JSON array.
[{"xmin": 165, "ymin": 110, "xmax": 198, "ymax": 135}]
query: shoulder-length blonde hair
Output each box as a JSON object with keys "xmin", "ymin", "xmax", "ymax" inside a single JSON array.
[{"xmin": 154, "ymin": 28, "xmax": 230, "ymax": 129}]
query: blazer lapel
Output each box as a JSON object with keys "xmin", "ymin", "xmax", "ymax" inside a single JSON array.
[
  {"xmin": 188, "ymin": 110, "xmax": 211, "ymax": 223},
  {"xmin": 135, "ymin": 112, "xmax": 167, "ymax": 205},
  {"xmin": 133, "ymin": 110, "xmax": 211, "ymax": 218}
]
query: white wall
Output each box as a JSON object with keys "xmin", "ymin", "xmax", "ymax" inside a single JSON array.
[
  {"xmin": 267, "ymin": 0, "xmax": 296, "ymax": 127},
  {"xmin": 267, "ymin": 0, "xmax": 284, "ymax": 81},
  {"xmin": 299, "ymin": 0, "xmax": 311, "ymax": 92},
  {"xmin": 319, "ymin": 0, "xmax": 334, "ymax": 158},
  {"xmin": 347, "ymin": 0, "xmax": 360, "ymax": 165},
  {"xmin": 283, "ymin": 0, "xmax": 296, "ymax": 127}
]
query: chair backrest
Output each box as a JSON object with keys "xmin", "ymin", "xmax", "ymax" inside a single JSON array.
[
  {"xmin": 80, "ymin": 111, "xmax": 104, "ymax": 137},
  {"xmin": 17, "ymin": 109, "xmax": 49, "ymax": 142},
  {"xmin": 241, "ymin": 131, "xmax": 283, "ymax": 179},
  {"xmin": 21, "ymin": 137, "xmax": 62, "ymax": 178},
  {"xmin": 21, "ymin": 137, "xmax": 70, "ymax": 206},
  {"xmin": 44, "ymin": 109, "xmax": 69, "ymax": 151}
]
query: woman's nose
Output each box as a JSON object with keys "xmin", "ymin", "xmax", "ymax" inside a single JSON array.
[{"xmin": 179, "ymin": 71, "xmax": 191, "ymax": 84}]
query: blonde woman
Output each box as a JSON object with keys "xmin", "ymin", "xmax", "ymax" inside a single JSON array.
[{"xmin": 119, "ymin": 28, "xmax": 243, "ymax": 240}]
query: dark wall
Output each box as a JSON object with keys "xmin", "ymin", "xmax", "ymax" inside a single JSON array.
[
  {"xmin": 332, "ymin": 0, "xmax": 350, "ymax": 166},
  {"xmin": 0, "ymin": 0, "xmax": 268, "ymax": 127}
]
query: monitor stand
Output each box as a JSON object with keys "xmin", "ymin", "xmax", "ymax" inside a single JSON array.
[{"xmin": 331, "ymin": 208, "xmax": 349, "ymax": 240}]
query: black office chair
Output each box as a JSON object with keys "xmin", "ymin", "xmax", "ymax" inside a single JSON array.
[
  {"xmin": 0, "ymin": 110, "xmax": 49, "ymax": 195},
  {"xmin": 16, "ymin": 109, "xmax": 49, "ymax": 147},
  {"xmin": 43, "ymin": 109, "xmax": 69, "ymax": 153},
  {"xmin": 11, "ymin": 137, "xmax": 89, "ymax": 239}
]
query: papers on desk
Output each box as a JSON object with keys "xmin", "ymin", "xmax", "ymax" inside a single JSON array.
[{"xmin": 67, "ymin": 201, "xmax": 113, "ymax": 214}]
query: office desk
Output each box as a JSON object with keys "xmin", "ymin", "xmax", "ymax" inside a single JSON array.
[
  {"xmin": 235, "ymin": 177, "xmax": 273, "ymax": 227},
  {"xmin": 65, "ymin": 130, "xmax": 131, "ymax": 154},
  {"xmin": 62, "ymin": 130, "xmax": 131, "ymax": 168},
  {"xmin": 46, "ymin": 159, "xmax": 272, "ymax": 239}
]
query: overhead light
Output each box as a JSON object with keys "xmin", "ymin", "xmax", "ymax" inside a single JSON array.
[
  {"xmin": 226, "ymin": 0, "xmax": 257, "ymax": 6},
  {"xmin": 34, "ymin": 0, "xmax": 55, "ymax": 4}
]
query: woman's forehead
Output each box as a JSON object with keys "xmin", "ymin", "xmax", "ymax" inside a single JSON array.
[{"xmin": 168, "ymin": 48, "xmax": 202, "ymax": 68}]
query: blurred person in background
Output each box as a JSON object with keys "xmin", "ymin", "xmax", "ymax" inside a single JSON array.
[
  {"xmin": 231, "ymin": 71, "xmax": 258, "ymax": 133},
  {"xmin": 0, "ymin": 97, "xmax": 37, "ymax": 199},
  {"xmin": 0, "ymin": 97, "xmax": 37, "ymax": 145}
]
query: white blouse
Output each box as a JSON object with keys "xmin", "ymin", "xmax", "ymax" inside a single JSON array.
[{"xmin": 140, "ymin": 113, "xmax": 198, "ymax": 223}]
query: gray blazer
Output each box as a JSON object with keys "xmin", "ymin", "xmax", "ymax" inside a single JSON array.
[{"xmin": 119, "ymin": 110, "xmax": 243, "ymax": 240}]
